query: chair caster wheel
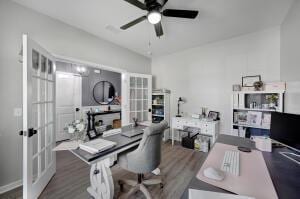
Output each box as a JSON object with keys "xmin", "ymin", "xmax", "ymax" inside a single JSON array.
[{"xmin": 160, "ymin": 183, "xmax": 164, "ymax": 189}]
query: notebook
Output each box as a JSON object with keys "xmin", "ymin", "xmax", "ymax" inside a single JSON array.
[
  {"xmin": 189, "ymin": 189, "xmax": 255, "ymax": 199},
  {"xmin": 79, "ymin": 138, "xmax": 116, "ymax": 154}
]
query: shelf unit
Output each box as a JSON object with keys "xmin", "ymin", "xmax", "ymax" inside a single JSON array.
[
  {"xmin": 152, "ymin": 91, "xmax": 170, "ymax": 141},
  {"xmin": 231, "ymin": 89, "xmax": 285, "ymax": 137}
]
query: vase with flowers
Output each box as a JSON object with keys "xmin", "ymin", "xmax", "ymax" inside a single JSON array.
[
  {"xmin": 266, "ymin": 94, "xmax": 279, "ymax": 110},
  {"xmin": 65, "ymin": 119, "xmax": 86, "ymax": 141}
]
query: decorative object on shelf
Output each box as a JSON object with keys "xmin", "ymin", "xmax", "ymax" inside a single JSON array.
[
  {"xmin": 232, "ymin": 84, "xmax": 241, "ymax": 91},
  {"xmin": 201, "ymin": 107, "xmax": 207, "ymax": 117},
  {"xmin": 247, "ymin": 111, "xmax": 262, "ymax": 126},
  {"xmin": 208, "ymin": 111, "xmax": 219, "ymax": 121},
  {"xmin": 264, "ymin": 82, "xmax": 286, "ymax": 91},
  {"xmin": 242, "ymin": 75, "xmax": 261, "ymax": 87},
  {"xmin": 237, "ymin": 112, "xmax": 248, "ymax": 125},
  {"xmin": 191, "ymin": 113, "xmax": 201, "ymax": 119},
  {"xmin": 176, "ymin": 97, "xmax": 185, "ymax": 117},
  {"xmin": 65, "ymin": 119, "xmax": 86, "ymax": 141},
  {"xmin": 266, "ymin": 94, "xmax": 279, "ymax": 109},
  {"xmin": 253, "ymin": 81, "xmax": 264, "ymax": 91},
  {"xmin": 93, "ymin": 81, "xmax": 116, "ymax": 105}
]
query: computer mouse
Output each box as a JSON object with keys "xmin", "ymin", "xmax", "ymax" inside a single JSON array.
[{"xmin": 203, "ymin": 167, "xmax": 225, "ymax": 181}]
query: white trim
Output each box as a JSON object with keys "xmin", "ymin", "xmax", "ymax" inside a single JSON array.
[
  {"xmin": 53, "ymin": 54, "xmax": 126, "ymax": 74},
  {"xmin": 0, "ymin": 180, "xmax": 22, "ymax": 194}
]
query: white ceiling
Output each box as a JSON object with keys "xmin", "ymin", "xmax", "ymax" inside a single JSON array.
[{"xmin": 12, "ymin": 0, "xmax": 293, "ymax": 57}]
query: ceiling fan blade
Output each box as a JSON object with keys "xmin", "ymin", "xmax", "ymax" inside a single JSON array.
[
  {"xmin": 123, "ymin": 0, "xmax": 146, "ymax": 10},
  {"xmin": 154, "ymin": 22, "xmax": 163, "ymax": 37},
  {"xmin": 161, "ymin": 0, "xmax": 168, "ymax": 7},
  {"xmin": 162, "ymin": 9, "xmax": 199, "ymax": 19},
  {"xmin": 120, "ymin": 16, "xmax": 147, "ymax": 30}
]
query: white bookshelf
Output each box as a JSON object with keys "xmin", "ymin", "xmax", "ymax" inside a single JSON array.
[
  {"xmin": 152, "ymin": 91, "xmax": 170, "ymax": 141},
  {"xmin": 231, "ymin": 89, "xmax": 285, "ymax": 137}
]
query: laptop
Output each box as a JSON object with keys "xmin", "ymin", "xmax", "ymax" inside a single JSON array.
[{"xmin": 121, "ymin": 129, "xmax": 144, "ymax": 138}]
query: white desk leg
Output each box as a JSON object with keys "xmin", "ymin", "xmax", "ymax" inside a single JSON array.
[
  {"xmin": 87, "ymin": 158, "xmax": 114, "ymax": 199},
  {"xmin": 172, "ymin": 128, "xmax": 174, "ymax": 146}
]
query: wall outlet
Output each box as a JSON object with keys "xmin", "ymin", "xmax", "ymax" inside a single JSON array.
[{"xmin": 14, "ymin": 108, "xmax": 22, "ymax": 117}]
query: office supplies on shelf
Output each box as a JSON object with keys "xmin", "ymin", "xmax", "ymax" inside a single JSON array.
[
  {"xmin": 121, "ymin": 129, "xmax": 144, "ymax": 138},
  {"xmin": 102, "ymin": 128, "xmax": 121, "ymax": 137},
  {"xmin": 221, "ymin": 150, "xmax": 240, "ymax": 176},
  {"xmin": 79, "ymin": 138, "xmax": 116, "ymax": 154},
  {"xmin": 188, "ymin": 189, "xmax": 255, "ymax": 199},
  {"xmin": 196, "ymin": 143, "xmax": 278, "ymax": 199},
  {"xmin": 203, "ymin": 167, "xmax": 225, "ymax": 181}
]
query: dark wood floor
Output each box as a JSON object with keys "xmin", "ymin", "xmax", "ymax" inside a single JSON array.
[{"xmin": 1, "ymin": 142, "xmax": 204, "ymax": 199}]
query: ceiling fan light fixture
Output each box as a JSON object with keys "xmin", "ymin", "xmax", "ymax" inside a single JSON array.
[{"xmin": 147, "ymin": 11, "xmax": 162, "ymax": 24}]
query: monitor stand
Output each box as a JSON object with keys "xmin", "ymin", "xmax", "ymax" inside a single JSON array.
[{"xmin": 279, "ymin": 151, "xmax": 300, "ymax": 165}]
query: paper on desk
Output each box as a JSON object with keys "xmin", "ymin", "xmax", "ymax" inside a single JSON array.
[
  {"xmin": 53, "ymin": 140, "xmax": 82, "ymax": 151},
  {"xmin": 189, "ymin": 189, "xmax": 255, "ymax": 199}
]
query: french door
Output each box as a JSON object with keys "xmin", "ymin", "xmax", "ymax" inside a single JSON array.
[
  {"xmin": 21, "ymin": 34, "xmax": 56, "ymax": 199},
  {"xmin": 127, "ymin": 73, "xmax": 152, "ymax": 124}
]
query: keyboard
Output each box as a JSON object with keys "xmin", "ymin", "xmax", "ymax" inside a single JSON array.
[
  {"xmin": 102, "ymin": 128, "xmax": 121, "ymax": 137},
  {"xmin": 221, "ymin": 150, "xmax": 240, "ymax": 176}
]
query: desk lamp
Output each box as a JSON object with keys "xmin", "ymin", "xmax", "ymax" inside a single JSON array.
[{"xmin": 176, "ymin": 97, "xmax": 184, "ymax": 117}]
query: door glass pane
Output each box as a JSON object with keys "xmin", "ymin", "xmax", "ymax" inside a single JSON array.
[
  {"xmin": 143, "ymin": 89, "xmax": 148, "ymax": 99},
  {"xmin": 32, "ymin": 104, "xmax": 38, "ymax": 128},
  {"xmin": 40, "ymin": 104, "xmax": 45, "ymax": 127},
  {"xmin": 41, "ymin": 150, "xmax": 46, "ymax": 173},
  {"xmin": 130, "ymin": 112, "xmax": 136, "ymax": 121},
  {"xmin": 137, "ymin": 112, "xmax": 142, "ymax": 121},
  {"xmin": 130, "ymin": 89, "xmax": 136, "ymax": 99},
  {"xmin": 46, "ymin": 146, "xmax": 52, "ymax": 166},
  {"xmin": 41, "ymin": 127, "xmax": 45, "ymax": 149},
  {"xmin": 47, "ymin": 81, "xmax": 53, "ymax": 101},
  {"xmin": 41, "ymin": 55, "xmax": 47, "ymax": 77},
  {"xmin": 32, "ymin": 131, "xmax": 38, "ymax": 156},
  {"xmin": 32, "ymin": 157, "xmax": 38, "ymax": 183},
  {"xmin": 143, "ymin": 78, "xmax": 148, "ymax": 88},
  {"xmin": 136, "ymin": 89, "xmax": 142, "ymax": 100},
  {"xmin": 32, "ymin": 77, "xmax": 38, "ymax": 102},
  {"xmin": 130, "ymin": 100, "xmax": 136, "ymax": 111},
  {"xmin": 143, "ymin": 100, "xmax": 148, "ymax": 111},
  {"xmin": 32, "ymin": 49, "xmax": 39, "ymax": 75},
  {"xmin": 48, "ymin": 60, "xmax": 53, "ymax": 80},
  {"xmin": 47, "ymin": 124, "xmax": 53, "ymax": 145},
  {"xmin": 137, "ymin": 100, "xmax": 142, "ymax": 111},
  {"xmin": 136, "ymin": 77, "xmax": 142, "ymax": 88},
  {"xmin": 143, "ymin": 111, "xmax": 148, "ymax": 121},
  {"xmin": 130, "ymin": 77, "xmax": 135, "ymax": 88},
  {"xmin": 47, "ymin": 103, "xmax": 53, "ymax": 123},
  {"xmin": 40, "ymin": 80, "xmax": 47, "ymax": 102}
]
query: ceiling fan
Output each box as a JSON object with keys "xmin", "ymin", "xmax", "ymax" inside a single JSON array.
[{"xmin": 120, "ymin": 0, "xmax": 199, "ymax": 37}]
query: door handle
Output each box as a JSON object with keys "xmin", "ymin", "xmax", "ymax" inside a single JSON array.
[
  {"xmin": 148, "ymin": 108, "xmax": 152, "ymax": 112},
  {"xmin": 28, "ymin": 128, "xmax": 37, "ymax": 137}
]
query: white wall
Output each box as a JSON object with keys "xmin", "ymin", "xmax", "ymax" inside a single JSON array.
[
  {"xmin": 281, "ymin": 0, "xmax": 300, "ymax": 82},
  {"xmin": 0, "ymin": 0, "xmax": 150, "ymax": 189},
  {"xmin": 152, "ymin": 27, "xmax": 281, "ymax": 135}
]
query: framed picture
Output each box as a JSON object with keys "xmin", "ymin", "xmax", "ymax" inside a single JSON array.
[
  {"xmin": 247, "ymin": 111, "xmax": 262, "ymax": 126},
  {"xmin": 208, "ymin": 111, "xmax": 219, "ymax": 121},
  {"xmin": 242, "ymin": 75, "xmax": 261, "ymax": 87}
]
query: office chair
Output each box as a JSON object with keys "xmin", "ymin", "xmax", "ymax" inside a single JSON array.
[{"xmin": 118, "ymin": 121, "xmax": 168, "ymax": 199}]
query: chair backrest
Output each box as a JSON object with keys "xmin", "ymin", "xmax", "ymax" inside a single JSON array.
[{"xmin": 133, "ymin": 121, "xmax": 168, "ymax": 172}]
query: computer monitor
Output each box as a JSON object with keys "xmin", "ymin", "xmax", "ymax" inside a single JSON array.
[{"xmin": 270, "ymin": 112, "xmax": 300, "ymax": 152}]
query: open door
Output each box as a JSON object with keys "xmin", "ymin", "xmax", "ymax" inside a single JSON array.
[{"xmin": 21, "ymin": 34, "xmax": 56, "ymax": 199}]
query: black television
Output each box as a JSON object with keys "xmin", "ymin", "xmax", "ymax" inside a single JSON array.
[{"xmin": 270, "ymin": 112, "xmax": 300, "ymax": 152}]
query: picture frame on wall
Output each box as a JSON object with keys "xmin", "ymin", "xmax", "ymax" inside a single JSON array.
[{"xmin": 242, "ymin": 75, "xmax": 261, "ymax": 87}]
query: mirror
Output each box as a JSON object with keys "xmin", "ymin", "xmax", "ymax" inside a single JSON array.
[{"xmin": 93, "ymin": 81, "xmax": 115, "ymax": 105}]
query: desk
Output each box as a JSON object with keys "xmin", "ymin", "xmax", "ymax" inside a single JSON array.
[
  {"xmin": 171, "ymin": 117, "xmax": 219, "ymax": 146},
  {"xmin": 71, "ymin": 125, "xmax": 145, "ymax": 199},
  {"xmin": 181, "ymin": 135, "xmax": 300, "ymax": 199}
]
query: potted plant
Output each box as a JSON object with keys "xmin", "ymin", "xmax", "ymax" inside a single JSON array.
[{"xmin": 266, "ymin": 94, "xmax": 279, "ymax": 109}]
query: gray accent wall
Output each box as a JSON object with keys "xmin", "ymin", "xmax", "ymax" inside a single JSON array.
[{"xmin": 0, "ymin": 0, "xmax": 150, "ymax": 189}]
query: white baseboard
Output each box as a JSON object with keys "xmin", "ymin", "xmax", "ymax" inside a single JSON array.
[{"xmin": 0, "ymin": 180, "xmax": 22, "ymax": 194}]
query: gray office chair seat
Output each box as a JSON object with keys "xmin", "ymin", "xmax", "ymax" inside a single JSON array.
[{"xmin": 118, "ymin": 121, "xmax": 168, "ymax": 199}]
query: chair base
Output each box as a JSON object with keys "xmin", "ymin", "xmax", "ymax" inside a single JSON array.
[{"xmin": 118, "ymin": 174, "xmax": 163, "ymax": 199}]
